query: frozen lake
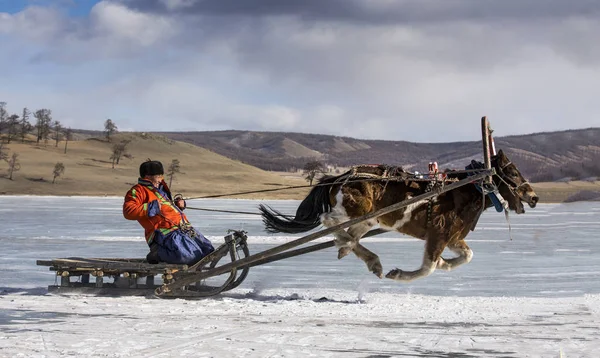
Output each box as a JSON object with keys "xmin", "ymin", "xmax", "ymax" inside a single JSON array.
[
  {"xmin": 1, "ymin": 196, "xmax": 600, "ymax": 357},
  {"xmin": 1, "ymin": 196, "xmax": 599, "ymax": 298}
]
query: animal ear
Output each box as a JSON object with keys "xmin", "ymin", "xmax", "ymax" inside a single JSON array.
[{"xmin": 494, "ymin": 149, "xmax": 508, "ymax": 163}]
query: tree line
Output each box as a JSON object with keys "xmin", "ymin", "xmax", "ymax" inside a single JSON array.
[
  {"xmin": 0, "ymin": 102, "xmax": 74, "ymax": 150},
  {"xmin": 1, "ymin": 104, "xmax": 183, "ymax": 187},
  {"xmin": 0, "ymin": 101, "xmax": 94, "ymax": 183}
]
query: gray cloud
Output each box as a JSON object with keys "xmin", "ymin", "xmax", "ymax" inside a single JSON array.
[
  {"xmin": 2, "ymin": 0, "xmax": 600, "ymax": 142},
  {"xmin": 120, "ymin": 0, "xmax": 600, "ymax": 23}
]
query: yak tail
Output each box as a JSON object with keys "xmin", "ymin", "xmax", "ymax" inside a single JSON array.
[{"xmin": 259, "ymin": 175, "xmax": 341, "ymax": 234}]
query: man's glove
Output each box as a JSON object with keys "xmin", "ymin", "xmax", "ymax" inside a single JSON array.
[{"xmin": 174, "ymin": 194, "xmax": 186, "ymax": 211}]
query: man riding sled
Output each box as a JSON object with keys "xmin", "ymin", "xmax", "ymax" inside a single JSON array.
[{"xmin": 123, "ymin": 160, "xmax": 214, "ymax": 265}]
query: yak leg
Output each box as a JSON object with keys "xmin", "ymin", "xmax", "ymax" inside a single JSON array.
[
  {"xmin": 321, "ymin": 213, "xmax": 355, "ymax": 258},
  {"xmin": 352, "ymin": 244, "xmax": 383, "ymax": 278},
  {"xmin": 333, "ymin": 231, "xmax": 355, "ymax": 259},
  {"xmin": 321, "ymin": 214, "xmax": 382, "ymax": 278},
  {"xmin": 386, "ymin": 235, "xmax": 448, "ymax": 282},
  {"xmin": 347, "ymin": 221, "xmax": 382, "ymax": 278},
  {"xmin": 437, "ymin": 239, "xmax": 473, "ymax": 271}
]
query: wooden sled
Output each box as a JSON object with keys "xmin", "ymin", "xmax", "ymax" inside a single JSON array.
[{"xmin": 37, "ymin": 230, "xmax": 250, "ymax": 298}]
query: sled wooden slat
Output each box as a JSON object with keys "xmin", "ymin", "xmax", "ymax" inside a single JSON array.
[{"xmin": 37, "ymin": 258, "xmax": 187, "ymax": 272}]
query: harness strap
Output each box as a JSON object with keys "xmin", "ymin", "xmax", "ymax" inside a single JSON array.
[
  {"xmin": 473, "ymin": 183, "xmax": 506, "ymax": 213},
  {"xmin": 425, "ymin": 179, "xmax": 444, "ymax": 228},
  {"xmin": 466, "ymin": 161, "xmax": 514, "ymax": 240},
  {"xmin": 497, "ymin": 161, "xmax": 531, "ymax": 198}
]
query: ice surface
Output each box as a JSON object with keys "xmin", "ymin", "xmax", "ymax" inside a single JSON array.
[{"xmin": 1, "ymin": 197, "xmax": 599, "ymax": 357}]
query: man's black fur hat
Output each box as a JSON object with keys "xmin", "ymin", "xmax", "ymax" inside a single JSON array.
[{"xmin": 140, "ymin": 160, "xmax": 164, "ymax": 178}]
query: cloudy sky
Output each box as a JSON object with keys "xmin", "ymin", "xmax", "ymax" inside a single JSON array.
[{"xmin": 1, "ymin": 0, "xmax": 599, "ymax": 142}]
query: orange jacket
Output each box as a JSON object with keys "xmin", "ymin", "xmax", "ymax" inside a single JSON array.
[{"xmin": 123, "ymin": 179, "xmax": 189, "ymax": 245}]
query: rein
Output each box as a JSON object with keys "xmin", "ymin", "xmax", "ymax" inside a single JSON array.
[
  {"xmin": 181, "ymin": 168, "xmax": 485, "ymax": 217},
  {"xmin": 183, "ymin": 177, "xmax": 404, "ymax": 201},
  {"xmin": 182, "ymin": 168, "xmax": 487, "ymax": 201},
  {"xmin": 185, "ymin": 206, "xmax": 267, "ymax": 216}
]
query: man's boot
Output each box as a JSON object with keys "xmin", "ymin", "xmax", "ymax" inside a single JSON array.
[{"xmin": 146, "ymin": 243, "xmax": 160, "ymax": 264}]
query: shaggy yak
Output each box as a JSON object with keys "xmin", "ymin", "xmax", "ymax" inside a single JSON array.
[{"xmin": 259, "ymin": 150, "xmax": 538, "ymax": 282}]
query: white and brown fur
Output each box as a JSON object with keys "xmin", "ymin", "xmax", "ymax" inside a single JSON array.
[{"xmin": 259, "ymin": 150, "xmax": 539, "ymax": 282}]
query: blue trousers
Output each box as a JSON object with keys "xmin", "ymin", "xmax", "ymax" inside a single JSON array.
[{"xmin": 152, "ymin": 229, "xmax": 215, "ymax": 265}]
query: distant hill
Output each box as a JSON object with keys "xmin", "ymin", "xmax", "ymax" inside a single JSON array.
[
  {"xmin": 160, "ymin": 128, "xmax": 600, "ymax": 182},
  {"xmin": 2, "ymin": 128, "xmax": 599, "ymax": 202}
]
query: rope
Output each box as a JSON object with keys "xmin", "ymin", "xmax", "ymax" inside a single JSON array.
[
  {"xmin": 183, "ymin": 177, "xmax": 387, "ymax": 200},
  {"xmin": 183, "ymin": 177, "xmax": 403, "ymax": 200},
  {"xmin": 185, "ymin": 206, "xmax": 294, "ymax": 218},
  {"xmin": 185, "ymin": 206, "xmax": 262, "ymax": 216},
  {"xmin": 181, "ymin": 168, "xmax": 488, "ymax": 201},
  {"xmin": 182, "ymin": 168, "xmax": 498, "ymax": 218},
  {"xmin": 184, "ymin": 185, "xmax": 314, "ymax": 200}
]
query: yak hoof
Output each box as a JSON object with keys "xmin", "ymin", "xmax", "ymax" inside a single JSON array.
[
  {"xmin": 338, "ymin": 247, "xmax": 352, "ymax": 259},
  {"xmin": 367, "ymin": 260, "xmax": 383, "ymax": 279},
  {"xmin": 385, "ymin": 268, "xmax": 403, "ymax": 280}
]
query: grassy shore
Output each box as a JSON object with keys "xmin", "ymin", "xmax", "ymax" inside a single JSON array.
[
  {"xmin": 526, "ymin": 181, "xmax": 600, "ymax": 203},
  {"xmin": 0, "ymin": 133, "xmax": 309, "ymax": 200},
  {"xmin": 1, "ymin": 133, "xmax": 598, "ymax": 202}
]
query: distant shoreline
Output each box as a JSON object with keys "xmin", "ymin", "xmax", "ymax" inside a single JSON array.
[
  {"xmin": 0, "ymin": 194, "xmax": 300, "ymax": 201},
  {"xmin": 1, "ymin": 134, "xmax": 598, "ymax": 203},
  {"xmin": 2, "ymin": 182, "xmax": 600, "ymax": 204}
]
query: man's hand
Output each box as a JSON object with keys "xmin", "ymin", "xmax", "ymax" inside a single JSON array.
[{"xmin": 174, "ymin": 198, "xmax": 186, "ymax": 211}]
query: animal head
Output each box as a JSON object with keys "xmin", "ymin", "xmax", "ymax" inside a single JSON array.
[{"xmin": 492, "ymin": 150, "xmax": 539, "ymax": 214}]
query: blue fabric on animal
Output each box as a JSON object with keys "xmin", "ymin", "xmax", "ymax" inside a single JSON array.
[
  {"xmin": 465, "ymin": 161, "xmax": 505, "ymax": 213},
  {"xmin": 153, "ymin": 229, "xmax": 215, "ymax": 265}
]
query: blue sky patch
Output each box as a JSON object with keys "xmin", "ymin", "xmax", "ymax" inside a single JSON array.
[{"xmin": 0, "ymin": 0, "xmax": 100, "ymax": 16}]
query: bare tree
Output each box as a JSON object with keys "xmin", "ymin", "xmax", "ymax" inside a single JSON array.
[
  {"xmin": 19, "ymin": 108, "xmax": 31, "ymax": 143},
  {"xmin": 52, "ymin": 162, "xmax": 65, "ymax": 183},
  {"xmin": 6, "ymin": 114, "xmax": 19, "ymax": 143},
  {"xmin": 303, "ymin": 160, "xmax": 325, "ymax": 185},
  {"xmin": 110, "ymin": 140, "xmax": 132, "ymax": 169},
  {"xmin": 118, "ymin": 141, "xmax": 132, "ymax": 165},
  {"xmin": 166, "ymin": 159, "xmax": 181, "ymax": 187},
  {"xmin": 52, "ymin": 120, "xmax": 62, "ymax": 147},
  {"xmin": 0, "ymin": 102, "xmax": 7, "ymax": 136},
  {"xmin": 42, "ymin": 114, "xmax": 51, "ymax": 146},
  {"xmin": 104, "ymin": 119, "xmax": 118, "ymax": 142},
  {"xmin": 63, "ymin": 127, "xmax": 73, "ymax": 154},
  {"xmin": 109, "ymin": 148, "xmax": 119, "ymax": 169},
  {"xmin": 34, "ymin": 109, "xmax": 52, "ymax": 145},
  {"xmin": 0, "ymin": 142, "xmax": 8, "ymax": 162},
  {"xmin": 34, "ymin": 110, "xmax": 43, "ymax": 144},
  {"xmin": 7, "ymin": 152, "xmax": 21, "ymax": 180}
]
